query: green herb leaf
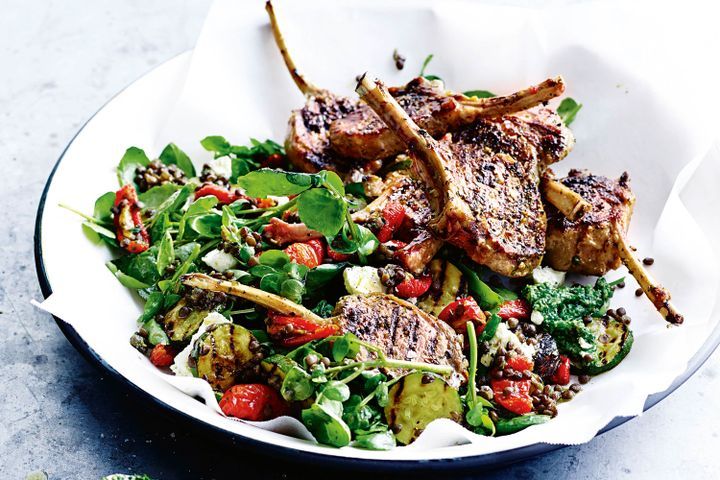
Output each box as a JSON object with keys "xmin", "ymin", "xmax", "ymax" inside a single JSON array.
[
  {"xmin": 159, "ymin": 142, "xmax": 196, "ymax": 177},
  {"xmin": 463, "ymin": 90, "xmax": 496, "ymax": 98},
  {"xmin": 117, "ymin": 147, "xmax": 150, "ymax": 188},
  {"xmin": 322, "ymin": 381, "xmax": 350, "ymax": 402},
  {"xmin": 297, "ymin": 189, "xmax": 346, "ymax": 237},
  {"xmin": 281, "ymin": 366, "xmax": 315, "ymax": 401},
  {"xmin": 142, "ymin": 318, "xmax": 169, "ymax": 346},
  {"xmin": 259, "ymin": 250, "xmax": 290, "ymax": 268},
  {"xmin": 106, "ymin": 261, "xmax": 151, "ymax": 289},
  {"xmin": 93, "ymin": 191, "xmax": 116, "ymax": 225},
  {"xmin": 305, "ymin": 263, "xmax": 346, "ymax": 293},
  {"xmin": 280, "ymin": 278, "xmax": 305, "ymax": 304},
  {"xmin": 200, "ymin": 136, "xmax": 232, "ymax": 157},
  {"xmin": 495, "ymin": 414, "xmax": 550, "ymax": 436},
  {"xmin": 156, "ymin": 230, "xmax": 175, "ymax": 275},
  {"xmin": 557, "ymin": 97, "xmax": 582, "ymax": 126},
  {"xmin": 353, "ymin": 430, "xmax": 396, "ymax": 451},
  {"xmin": 236, "ymin": 169, "xmax": 323, "ymax": 197},
  {"xmin": 419, "ymin": 54, "xmax": 434, "ymax": 76},
  {"xmin": 178, "ymin": 196, "xmax": 218, "ymax": 239},
  {"xmin": 301, "ymin": 402, "xmax": 352, "ymax": 448},
  {"xmin": 187, "ymin": 213, "xmax": 222, "ymax": 238}
]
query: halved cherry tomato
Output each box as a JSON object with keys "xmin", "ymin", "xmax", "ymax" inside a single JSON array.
[
  {"xmin": 377, "ymin": 201, "xmax": 406, "ymax": 243},
  {"xmin": 266, "ymin": 312, "xmax": 339, "ymax": 347},
  {"xmin": 491, "ymin": 379, "xmax": 533, "ymax": 415},
  {"xmin": 506, "ymin": 355, "xmax": 534, "ymax": 372},
  {"xmin": 284, "ymin": 239, "xmax": 324, "ymax": 269},
  {"xmin": 395, "ymin": 275, "xmax": 432, "ymax": 298},
  {"xmin": 327, "ymin": 246, "xmax": 351, "ymax": 262},
  {"xmin": 114, "ymin": 184, "xmax": 150, "ymax": 253},
  {"xmin": 551, "ymin": 355, "xmax": 571, "ymax": 385},
  {"xmin": 438, "ymin": 297, "xmax": 487, "ymax": 334},
  {"xmin": 261, "ymin": 153, "xmax": 286, "ymax": 169},
  {"xmin": 497, "ymin": 298, "xmax": 531, "ymax": 320},
  {"xmin": 219, "ymin": 384, "xmax": 290, "ymax": 421},
  {"xmin": 194, "ymin": 184, "xmax": 241, "ymax": 205},
  {"xmin": 149, "ymin": 344, "xmax": 175, "ymax": 367}
]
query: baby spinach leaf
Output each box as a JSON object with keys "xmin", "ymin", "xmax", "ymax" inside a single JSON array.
[
  {"xmin": 81, "ymin": 221, "xmax": 115, "ymax": 245},
  {"xmin": 557, "ymin": 97, "xmax": 582, "ymax": 126},
  {"xmin": 159, "ymin": 142, "xmax": 196, "ymax": 177},
  {"xmin": 139, "ymin": 184, "xmax": 181, "ymax": 211},
  {"xmin": 353, "ymin": 430, "xmax": 395, "ymax": 451},
  {"xmin": 237, "ymin": 169, "xmax": 323, "ymax": 197},
  {"xmin": 139, "ymin": 291, "xmax": 164, "ymax": 322},
  {"xmin": 93, "ymin": 191, "xmax": 116, "ymax": 225},
  {"xmin": 188, "ymin": 213, "xmax": 222, "ymax": 238},
  {"xmin": 117, "ymin": 147, "xmax": 150, "ymax": 188},
  {"xmin": 178, "ymin": 196, "xmax": 218, "ymax": 239},
  {"xmin": 156, "ymin": 230, "xmax": 175, "ymax": 275},
  {"xmin": 495, "ymin": 414, "xmax": 550, "ymax": 436},
  {"xmin": 463, "ymin": 90, "xmax": 496, "ymax": 98},
  {"xmin": 106, "ymin": 261, "xmax": 151, "ymax": 289},
  {"xmin": 148, "ymin": 184, "xmax": 194, "ymax": 227},
  {"xmin": 297, "ymin": 189, "xmax": 346, "ymax": 237},
  {"xmin": 150, "ymin": 211, "xmax": 170, "ymax": 243},
  {"xmin": 305, "ymin": 263, "xmax": 346, "ymax": 292},
  {"xmin": 200, "ymin": 136, "xmax": 232, "ymax": 157},
  {"xmin": 110, "ymin": 247, "xmax": 160, "ymax": 286}
]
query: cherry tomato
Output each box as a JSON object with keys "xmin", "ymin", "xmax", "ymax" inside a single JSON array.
[
  {"xmin": 194, "ymin": 184, "xmax": 242, "ymax": 205},
  {"xmin": 149, "ymin": 344, "xmax": 175, "ymax": 367},
  {"xmin": 284, "ymin": 239, "xmax": 324, "ymax": 269},
  {"xmin": 327, "ymin": 246, "xmax": 351, "ymax": 262},
  {"xmin": 491, "ymin": 379, "xmax": 533, "ymax": 415},
  {"xmin": 506, "ymin": 355, "xmax": 534, "ymax": 372},
  {"xmin": 266, "ymin": 312, "xmax": 339, "ymax": 347},
  {"xmin": 497, "ymin": 298, "xmax": 531, "ymax": 320},
  {"xmin": 377, "ymin": 201, "xmax": 406, "ymax": 243},
  {"xmin": 219, "ymin": 384, "xmax": 290, "ymax": 421},
  {"xmin": 551, "ymin": 355, "xmax": 571, "ymax": 385},
  {"xmin": 261, "ymin": 153, "xmax": 286, "ymax": 169},
  {"xmin": 438, "ymin": 297, "xmax": 486, "ymax": 334},
  {"xmin": 395, "ymin": 275, "xmax": 432, "ymax": 298}
]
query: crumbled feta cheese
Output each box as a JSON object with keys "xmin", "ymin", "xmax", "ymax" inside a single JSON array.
[
  {"xmin": 343, "ymin": 266, "xmax": 386, "ymax": 295},
  {"xmin": 531, "ymin": 266, "xmax": 566, "ymax": 287},
  {"xmin": 578, "ymin": 337, "xmax": 593, "ymax": 350},
  {"xmin": 207, "ymin": 157, "xmax": 232, "ymax": 179},
  {"xmin": 171, "ymin": 312, "xmax": 229, "ymax": 377},
  {"xmin": 202, "ymin": 249, "xmax": 238, "ymax": 272},
  {"xmin": 480, "ymin": 323, "xmax": 536, "ymax": 367},
  {"xmin": 530, "ymin": 310, "xmax": 544, "ymax": 325}
]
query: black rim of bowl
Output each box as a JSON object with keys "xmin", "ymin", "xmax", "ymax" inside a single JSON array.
[{"xmin": 32, "ymin": 52, "xmax": 720, "ymax": 471}]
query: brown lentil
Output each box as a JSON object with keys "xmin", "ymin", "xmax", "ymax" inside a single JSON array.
[
  {"xmin": 643, "ymin": 257, "xmax": 655, "ymax": 265},
  {"xmin": 578, "ymin": 375, "xmax": 591, "ymax": 384},
  {"xmin": 635, "ymin": 288, "xmax": 644, "ymax": 297}
]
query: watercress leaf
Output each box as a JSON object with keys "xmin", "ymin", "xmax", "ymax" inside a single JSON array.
[
  {"xmin": 138, "ymin": 184, "xmax": 181, "ymax": 211},
  {"xmin": 557, "ymin": 97, "xmax": 582, "ymax": 126},
  {"xmin": 332, "ymin": 336, "xmax": 350, "ymax": 362},
  {"xmin": 362, "ymin": 371, "xmax": 387, "ymax": 394},
  {"xmin": 178, "ymin": 196, "xmax": 218, "ymax": 239},
  {"xmin": 175, "ymin": 241, "xmax": 201, "ymax": 263},
  {"xmin": 156, "ymin": 230, "xmax": 175, "ymax": 275},
  {"xmin": 323, "ymin": 170, "xmax": 345, "ymax": 196},
  {"xmin": 106, "ymin": 261, "xmax": 151, "ymax": 289},
  {"xmin": 161, "ymin": 242, "xmax": 200, "ymax": 293},
  {"xmin": 354, "ymin": 223, "xmax": 380, "ymax": 256},
  {"xmin": 374, "ymin": 382, "xmax": 389, "ymax": 407},
  {"xmin": 305, "ymin": 263, "xmax": 346, "ymax": 292},
  {"xmin": 159, "ymin": 142, "xmax": 196, "ymax": 177},
  {"xmin": 463, "ymin": 90, "xmax": 496, "ymax": 98},
  {"xmin": 188, "ymin": 213, "xmax": 222, "ymax": 237},
  {"xmin": 236, "ymin": 169, "xmax": 322, "ymax": 197},
  {"xmin": 281, "ymin": 366, "xmax": 315, "ymax": 401},
  {"xmin": 283, "ymin": 262, "xmax": 309, "ymax": 280},
  {"xmin": 353, "ymin": 430, "xmax": 396, "ymax": 451},
  {"xmin": 259, "ymin": 273, "xmax": 283, "ymax": 294},
  {"xmin": 142, "ymin": 318, "xmax": 169, "ymax": 346},
  {"xmin": 110, "ymin": 247, "xmax": 159, "ymax": 285},
  {"xmin": 297, "ymin": 189, "xmax": 346, "ymax": 237},
  {"xmin": 322, "ymin": 381, "xmax": 350, "ymax": 402},
  {"xmin": 117, "ymin": 146, "xmax": 150, "ymax": 188},
  {"xmin": 200, "ymin": 135, "xmax": 231, "ymax": 157},
  {"xmin": 249, "ymin": 265, "xmax": 277, "ymax": 278},
  {"xmin": 280, "ymin": 278, "xmax": 305, "ymax": 303},
  {"xmin": 248, "ymin": 138, "xmax": 284, "ymax": 156},
  {"xmin": 345, "ymin": 182, "xmax": 366, "ymax": 200},
  {"xmin": 259, "ymin": 250, "xmax": 290, "ymax": 268},
  {"xmin": 93, "ymin": 191, "xmax": 115, "ymax": 225},
  {"xmin": 149, "ymin": 184, "xmax": 194, "ymax": 226},
  {"xmin": 466, "ymin": 404, "xmax": 487, "ymax": 427},
  {"xmin": 301, "ymin": 402, "xmax": 352, "ymax": 448},
  {"xmin": 221, "ymin": 205, "xmax": 236, "ymax": 228}
]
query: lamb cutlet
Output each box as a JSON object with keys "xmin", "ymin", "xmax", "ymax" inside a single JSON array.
[
  {"xmin": 356, "ymin": 75, "xmax": 567, "ymax": 277},
  {"xmin": 329, "ymin": 76, "xmax": 567, "ymax": 162},
  {"xmin": 543, "ymin": 169, "xmax": 683, "ymax": 324},
  {"xmin": 182, "ymin": 273, "xmax": 467, "ymax": 387}
]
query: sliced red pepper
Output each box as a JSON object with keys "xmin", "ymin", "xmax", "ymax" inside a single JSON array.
[
  {"xmin": 284, "ymin": 239, "xmax": 324, "ymax": 269},
  {"xmin": 395, "ymin": 275, "xmax": 432, "ymax": 299},
  {"xmin": 194, "ymin": 184, "xmax": 242, "ymax": 205},
  {"xmin": 266, "ymin": 312, "xmax": 339, "ymax": 347},
  {"xmin": 114, "ymin": 184, "xmax": 150, "ymax": 253},
  {"xmin": 551, "ymin": 355, "xmax": 571, "ymax": 385},
  {"xmin": 491, "ymin": 379, "xmax": 534, "ymax": 415},
  {"xmin": 149, "ymin": 344, "xmax": 175, "ymax": 367},
  {"xmin": 327, "ymin": 246, "xmax": 351, "ymax": 262},
  {"xmin": 438, "ymin": 297, "xmax": 487, "ymax": 334},
  {"xmin": 497, "ymin": 298, "xmax": 531, "ymax": 320},
  {"xmin": 377, "ymin": 201, "xmax": 406, "ymax": 243},
  {"xmin": 219, "ymin": 383, "xmax": 290, "ymax": 421},
  {"xmin": 506, "ymin": 355, "xmax": 534, "ymax": 372}
]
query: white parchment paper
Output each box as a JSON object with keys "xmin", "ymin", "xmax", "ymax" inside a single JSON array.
[{"xmin": 35, "ymin": 0, "xmax": 720, "ymax": 459}]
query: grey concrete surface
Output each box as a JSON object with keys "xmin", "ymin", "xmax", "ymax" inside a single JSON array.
[{"xmin": 1, "ymin": 1, "xmax": 719, "ymax": 479}]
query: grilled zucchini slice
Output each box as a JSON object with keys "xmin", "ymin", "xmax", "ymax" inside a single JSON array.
[
  {"xmin": 418, "ymin": 260, "xmax": 463, "ymax": 315},
  {"xmin": 574, "ymin": 317, "xmax": 633, "ymax": 375},
  {"xmin": 193, "ymin": 323, "xmax": 263, "ymax": 391},
  {"xmin": 384, "ymin": 372, "xmax": 463, "ymax": 445},
  {"xmin": 163, "ymin": 299, "xmax": 210, "ymax": 342}
]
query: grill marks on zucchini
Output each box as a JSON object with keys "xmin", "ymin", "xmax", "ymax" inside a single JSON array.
[
  {"xmin": 193, "ymin": 323, "xmax": 263, "ymax": 391},
  {"xmin": 574, "ymin": 317, "xmax": 633, "ymax": 375},
  {"xmin": 162, "ymin": 299, "xmax": 211, "ymax": 342},
  {"xmin": 418, "ymin": 260, "xmax": 465, "ymax": 316}
]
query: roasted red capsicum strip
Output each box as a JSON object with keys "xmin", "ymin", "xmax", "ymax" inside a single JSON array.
[
  {"xmin": 395, "ymin": 275, "xmax": 432, "ymax": 299},
  {"xmin": 376, "ymin": 201, "xmax": 406, "ymax": 243},
  {"xmin": 491, "ymin": 379, "xmax": 534, "ymax": 415},
  {"xmin": 114, "ymin": 184, "xmax": 150, "ymax": 253},
  {"xmin": 497, "ymin": 298, "xmax": 531, "ymax": 320},
  {"xmin": 438, "ymin": 297, "xmax": 487, "ymax": 334},
  {"xmin": 194, "ymin": 184, "xmax": 243, "ymax": 205},
  {"xmin": 551, "ymin": 355, "xmax": 571, "ymax": 385},
  {"xmin": 266, "ymin": 312, "xmax": 339, "ymax": 347}
]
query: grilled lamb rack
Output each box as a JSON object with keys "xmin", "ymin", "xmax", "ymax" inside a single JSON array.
[
  {"xmin": 266, "ymin": 0, "xmax": 359, "ymax": 173},
  {"xmin": 182, "ymin": 273, "xmax": 467, "ymax": 387},
  {"xmin": 544, "ymin": 169, "xmax": 683, "ymax": 324},
  {"xmin": 330, "ymin": 76, "xmax": 568, "ymax": 163},
  {"xmin": 356, "ymin": 75, "xmax": 553, "ymax": 277}
]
